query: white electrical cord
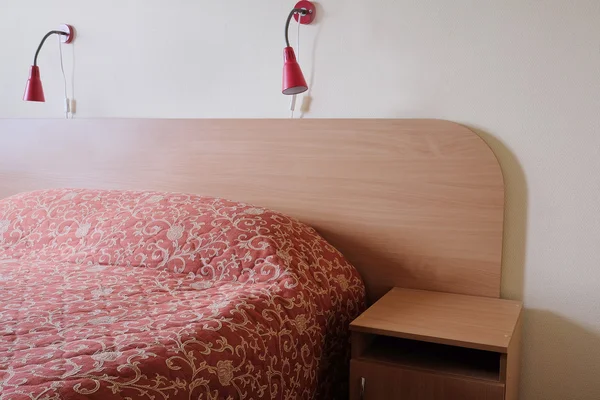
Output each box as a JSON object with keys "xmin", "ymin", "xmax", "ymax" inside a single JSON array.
[
  {"xmin": 290, "ymin": 13, "xmax": 301, "ymax": 119},
  {"xmin": 71, "ymin": 43, "xmax": 76, "ymax": 118},
  {"xmin": 58, "ymin": 36, "xmax": 70, "ymax": 119}
]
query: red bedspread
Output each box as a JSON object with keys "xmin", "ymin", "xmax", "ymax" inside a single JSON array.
[{"xmin": 0, "ymin": 189, "xmax": 365, "ymax": 400}]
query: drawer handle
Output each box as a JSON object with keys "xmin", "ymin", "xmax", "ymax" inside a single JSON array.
[{"xmin": 360, "ymin": 377, "xmax": 366, "ymax": 399}]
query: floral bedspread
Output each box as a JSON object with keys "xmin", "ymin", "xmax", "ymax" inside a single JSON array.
[{"xmin": 0, "ymin": 189, "xmax": 365, "ymax": 400}]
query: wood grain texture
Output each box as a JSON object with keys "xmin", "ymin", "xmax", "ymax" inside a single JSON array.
[
  {"xmin": 350, "ymin": 288, "xmax": 523, "ymax": 352},
  {"xmin": 0, "ymin": 119, "xmax": 505, "ymax": 302},
  {"xmin": 350, "ymin": 359, "xmax": 505, "ymax": 400}
]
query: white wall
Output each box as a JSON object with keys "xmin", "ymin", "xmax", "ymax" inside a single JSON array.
[{"xmin": 2, "ymin": 1, "xmax": 600, "ymax": 398}]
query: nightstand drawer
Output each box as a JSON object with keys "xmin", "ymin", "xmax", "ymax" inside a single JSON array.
[{"xmin": 350, "ymin": 359, "xmax": 505, "ymax": 400}]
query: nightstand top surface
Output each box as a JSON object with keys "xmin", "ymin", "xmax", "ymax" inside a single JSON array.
[{"xmin": 350, "ymin": 288, "xmax": 522, "ymax": 353}]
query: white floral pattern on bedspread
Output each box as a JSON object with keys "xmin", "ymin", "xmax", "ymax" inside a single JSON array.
[{"xmin": 0, "ymin": 189, "xmax": 366, "ymax": 400}]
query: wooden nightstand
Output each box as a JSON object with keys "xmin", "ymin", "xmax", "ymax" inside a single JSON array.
[{"xmin": 349, "ymin": 288, "xmax": 523, "ymax": 400}]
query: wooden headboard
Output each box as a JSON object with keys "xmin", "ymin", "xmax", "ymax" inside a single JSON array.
[{"xmin": 0, "ymin": 119, "xmax": 504, "ymax": 302}]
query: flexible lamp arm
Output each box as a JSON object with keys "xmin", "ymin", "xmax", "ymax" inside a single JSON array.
[
  {"xmin": 33, "ymin": 31, "xmax": 68, "ymax": 66},
  {"xmin": 284, "ymin": 8, "xmax": 308, "ymax": 47}
]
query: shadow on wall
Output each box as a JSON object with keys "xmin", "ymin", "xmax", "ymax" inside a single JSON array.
[
  {"xmin": 470, "ymin": 127, "xmax": 600, "ymax": 399},
  {"xmin": 523, "ymin": 309, "xmax": 600, "ymax": 399},
  {"xmin": 468, "ymin": 127, "xmax": 532, "ymax": 394}
]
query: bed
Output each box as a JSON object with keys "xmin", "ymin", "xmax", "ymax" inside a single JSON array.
[
  {"xmin": 0, "ymin": 189, "xmax": 365, "ymax": 399},
  {"xmin": 0, "ymin": 119, "xmax": 505, "ymax": 400}
]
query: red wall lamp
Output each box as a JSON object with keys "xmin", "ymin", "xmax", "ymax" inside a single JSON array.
[
  {"xmin": 282, "ymin": 1, "xmax": 316, "ymax": 95},
  {"xmin": 23, "ymin": 24, "xmax": 75, "ymax": 102}
]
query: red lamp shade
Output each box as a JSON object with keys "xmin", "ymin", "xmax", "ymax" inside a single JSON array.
[
  {"xmin": 23, "ymin": 66, "xmax": 45, "ymax": 102},
  {"xmin": 282, "ymin": 47, "xmax": 307, "ymax": 95}
]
